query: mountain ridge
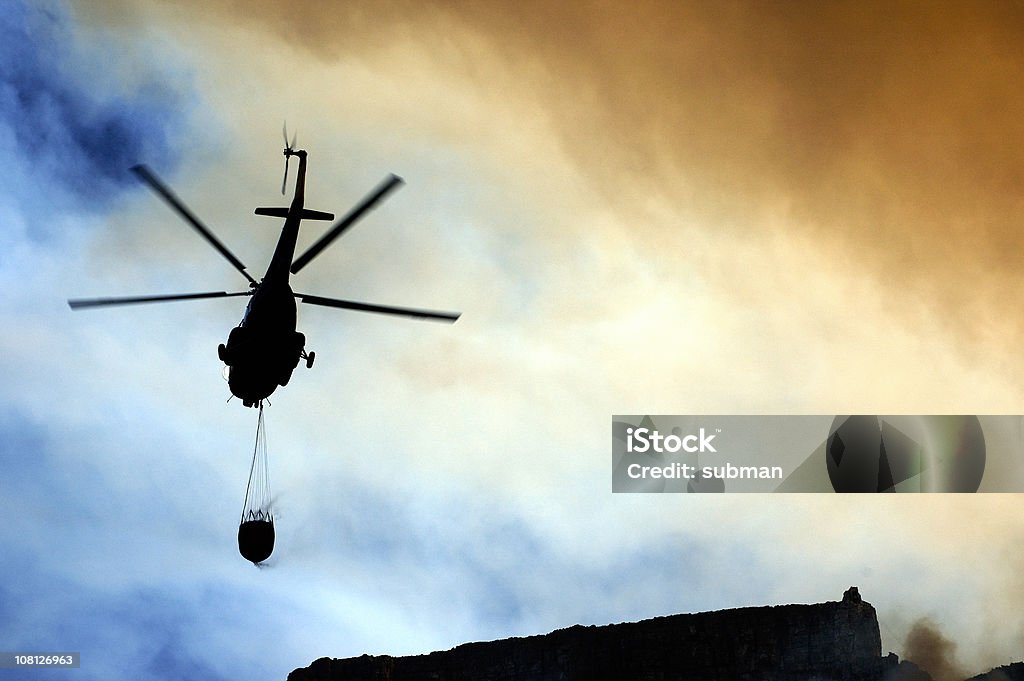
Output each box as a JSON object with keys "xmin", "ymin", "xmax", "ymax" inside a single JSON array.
[{"xmin": 287, "ymin": 588, "xmax": 1013, "ymax": 681}]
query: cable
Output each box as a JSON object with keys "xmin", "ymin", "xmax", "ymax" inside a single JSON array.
[{"xmin": 240, "ymin": 404, "xmax": 272, "ymax": 523}]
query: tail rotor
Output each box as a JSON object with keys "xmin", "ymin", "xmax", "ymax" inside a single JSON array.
[{"xmin": 281, "ymin": 122, "xmax": 298, "ymax": 195}]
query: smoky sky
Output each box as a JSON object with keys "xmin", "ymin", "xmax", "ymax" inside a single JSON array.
[
  {"xmin": 128, "ymin": 0, "xmax": 1024, "ymax": 366},
  {"xmin": 35, "ymin": 2, "xmax": 1024, "ymax": 674},
  {"xmin": 1, "ymin": 0, "xmax": 187, "ymax": 225}
]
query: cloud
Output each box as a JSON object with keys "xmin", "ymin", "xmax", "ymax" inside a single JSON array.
[
  {"xmin": 276, "ymin": 467, "xmax": 780, "ymax": 653},
  {"xmin": 110, "ymin": 0, "xmax": 1024, "ymax": 374},
  {"xmin": 0, "ymin": 0, "xmax": 190, "ymax": 230}
]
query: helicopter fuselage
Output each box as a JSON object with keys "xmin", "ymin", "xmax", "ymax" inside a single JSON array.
[{"xmin": 220, "ymin": 151, "xmax": 310, "ymax": 407}]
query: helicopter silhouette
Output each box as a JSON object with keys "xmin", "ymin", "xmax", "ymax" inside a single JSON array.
[{"xmin": 69, "ymin": 128, "xmax": 460, "ymax": 408}]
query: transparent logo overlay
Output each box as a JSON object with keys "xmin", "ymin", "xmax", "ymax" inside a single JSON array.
[{"xmin": 612, "ymin": 416, "xmax": 1024, "ymax": 493}]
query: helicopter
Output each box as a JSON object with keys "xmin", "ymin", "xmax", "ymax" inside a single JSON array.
[{"xmin": 68, "ymin": 130, "xmax": 460, "ymax": 408}]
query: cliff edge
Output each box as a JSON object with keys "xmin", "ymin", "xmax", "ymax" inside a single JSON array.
[
  {"xmin": 289, "ymin": 586, "xmax": 914, "ymax": 681},
  {"xmin": 967, "ymin": 663, "xmax": 1024, "ymax": 681}
]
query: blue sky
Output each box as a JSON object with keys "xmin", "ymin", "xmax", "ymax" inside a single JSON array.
[{"xmin": 4, "ymin": 1, "xmax": 1024, "ymax": 680}]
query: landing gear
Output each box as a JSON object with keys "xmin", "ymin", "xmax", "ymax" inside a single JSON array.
[{"xmin": 294, "ymin": 331, "xmax": 314, "ymax": 369}]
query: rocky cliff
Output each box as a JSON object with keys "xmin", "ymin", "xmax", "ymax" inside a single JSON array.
[
  {"xmin": 289, "ymin": 587, "xmax": 923, "ymax": 681},
  {"xmin": 967, "ymin": 663, "xmax": 1024, "ymax": 681}
]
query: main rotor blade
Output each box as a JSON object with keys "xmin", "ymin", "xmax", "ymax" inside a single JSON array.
[
  {"xmin": 131, "ymin": 165, "xmax": 256, "ymax": 285},
  {"xmin": 290, "ymin": 174, "xmax": 404, "ymax": 274},
  {"xmin": 68, "ymin": 291, "xmax": 252, "ymax": 310},
  {"xmin": 297, "ymin": 293, "xmax": 460, "ymax": 322}
]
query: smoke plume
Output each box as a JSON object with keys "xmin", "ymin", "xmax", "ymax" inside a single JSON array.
[{"xmin": 904, "ymin": 618, "xmax": 968, "ymax": 681}]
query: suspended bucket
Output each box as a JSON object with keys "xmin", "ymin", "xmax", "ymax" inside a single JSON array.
[
  {"xmin": 238, "ymin": 511, "xmax": 275, "ymax": 565},
  {"xmin": 239, "ymin": 405, "xmax": 274, "ymax": 565}
]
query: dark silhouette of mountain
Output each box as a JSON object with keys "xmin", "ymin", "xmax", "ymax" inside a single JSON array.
[
  {"xmin": 967, "ymin": 663, "xmax": 1024, "ymax": 681},
  {"xmin": 289, "ymin": 587, "xmax": 948, "ymax": 681}
]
